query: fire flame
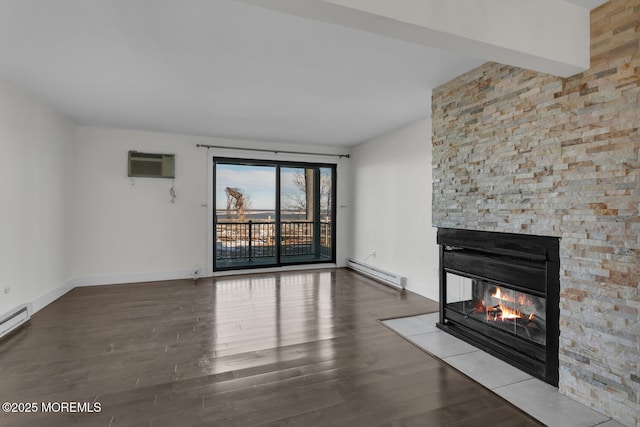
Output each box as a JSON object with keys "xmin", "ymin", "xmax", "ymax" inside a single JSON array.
[
  {"xmin": 487, "ymin": 287, "xmax": 532, "ymax": 321},
  {"xmin": 492, "ymin": 287, "xmax": 529, "ymax": 305},
  {"xmin": 498, "ymin": 305, "xmax": 522, "ymax": 319}
]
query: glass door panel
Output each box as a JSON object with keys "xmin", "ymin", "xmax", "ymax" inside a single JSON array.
[
  {"xmin": 215, "ymin": 163, "xmax": 276, "ymax": 269},
  {"xmin": 280, "ymin": 167, "xmax": 319, "ymax": 263},
  {"xmin": 444, "ymin": 275, "xmax": 547, "ymax": 346}
]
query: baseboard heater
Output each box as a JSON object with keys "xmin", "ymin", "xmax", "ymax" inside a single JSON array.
[
  {"xmin": 346, "ymin": 258, "xmax": 406, "ymax": 291},
  {"xmin": 0, "ymin": 304, "xmax": 31, "ymax": 340}
]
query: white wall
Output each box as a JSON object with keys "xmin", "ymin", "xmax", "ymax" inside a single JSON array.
[
  {"xmin": 349, "ymin": 117, "xmax": 439, "ymax": 301},
  {"xmin": 73, "ymin": 127, "xmax": 207, "ymax": 283},
  {"xmin": 74, "ymin": 126, "xmax": 350, "ymax": 285},
  {"xmin": 0, "ymin": 75, "xmax": 77, "ymax": 316}
]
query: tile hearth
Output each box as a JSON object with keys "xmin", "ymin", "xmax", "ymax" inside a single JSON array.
[{"xmin": 383, "ymin": 313, "xmax": 623, "ymax": 427}]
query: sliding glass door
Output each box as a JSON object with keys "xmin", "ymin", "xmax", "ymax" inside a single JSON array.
[{"xmin": 214, "ymin": 159, "xmax": 335, "ymax": 271}]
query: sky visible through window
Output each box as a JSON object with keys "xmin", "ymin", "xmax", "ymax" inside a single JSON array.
[
  {"xmin": 216, "ymin": 164, "xmax": 277, "ymax": 210},
  {"xmin": 216, "ymin": 164, "xmax": 310, "ymax": 210},
  {"xmin": 216, "ymin": 163, "xmax": 331, "ymax": 212}
]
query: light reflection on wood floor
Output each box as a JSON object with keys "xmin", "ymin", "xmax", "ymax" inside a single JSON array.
[{"xmin": 0, "ymin": 268, "xmax": 542, "ymax": 426}]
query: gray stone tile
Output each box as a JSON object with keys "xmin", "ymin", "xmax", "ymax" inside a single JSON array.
[
  {"xmin": 444, "ymin": 350, "xmax": 532, "ymax": 389},
  {"xmin": 408, "ymin": 330, "xmax": 480, "ymax": 358},
  {"xmin": 382, "ymin": 316, "xmax": 437, "ymax": 336},
  {"xmin": 386, "ymin": 314, "xmax": 616, "ymax": 427},
  {"xmin": 413, "ymin": 312, "xmax": 439, "ymax": 325},
  {"xmin": 493, "ymin": 378, "xmax": 610, "ymax": 427},
  {"xmin": 593, "ymin": 421, "xmax": 627, "ymax": 427}
]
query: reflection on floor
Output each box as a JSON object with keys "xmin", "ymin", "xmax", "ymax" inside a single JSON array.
[
  {"xmin": 0, "ymin": 269, "xmax": 544, "ymax": 427},
  {"xmin": 215, "ymin": 253, "xmax": 332, "ymax": 269},
  {"xmin": 383, "ymin": 313, "xmax": 624, "ymax": 427}
]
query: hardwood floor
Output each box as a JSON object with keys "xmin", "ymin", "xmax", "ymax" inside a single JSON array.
[{"xmin": 0, "ymin": 269, "xmax": 542, "ymax": 426}]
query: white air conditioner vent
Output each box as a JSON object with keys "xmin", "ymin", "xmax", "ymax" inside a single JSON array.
[{"xmin": 128, "ymin": 151, "xmax": 175, "ymax": 178}]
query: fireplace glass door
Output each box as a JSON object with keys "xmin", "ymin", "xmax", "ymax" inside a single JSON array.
[{"xmin": 445, "ymin": 273, "xmax": 546, "ymax": 346}]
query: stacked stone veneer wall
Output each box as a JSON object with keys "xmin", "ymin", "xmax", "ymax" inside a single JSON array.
[{"xmin": 431, "ymin": 1, "xmax": 639, "ymax": 425}]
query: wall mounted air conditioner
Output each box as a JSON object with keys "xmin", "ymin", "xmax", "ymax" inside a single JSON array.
[{"xmin": 128, "ymin": 151, "xmax": 175, "ymax": 179}]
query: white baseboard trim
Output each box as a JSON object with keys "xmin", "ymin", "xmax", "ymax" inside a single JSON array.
[
  {"xmin": 74, "ymin": 270, "xmax": 194, "ymax": 287},
  {"xmin": 31, "ymin": 278, "xmax": 75, "ymax": 314}
]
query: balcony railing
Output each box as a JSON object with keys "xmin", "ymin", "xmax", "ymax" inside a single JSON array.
[{"xmin": 216, "ymin": 221, "xmax": 332, "ymax": 263}]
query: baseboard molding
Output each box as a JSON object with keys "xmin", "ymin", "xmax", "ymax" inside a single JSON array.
[
  {"xmin": 0, "ymin": 304, "xmax": 31, "ymax": 340},
  {"xmin": 346, "ymin": 259, "xmax": 406, "ymax": 290},
  {"xmin": 74, "ymin": 270, "xmax": 193, "ymax": 287},
  {"xmin": 31, "ymin": 278, "xmax": 75, "ymax": 314},
  {"xmin": 23, "ymin": 271, "xmax": 192, "ymax": 317}
]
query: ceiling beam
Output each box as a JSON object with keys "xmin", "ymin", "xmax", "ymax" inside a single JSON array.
[{"xmin": 238, "ymin": 0, "xmax": 590, "ymax": 77}]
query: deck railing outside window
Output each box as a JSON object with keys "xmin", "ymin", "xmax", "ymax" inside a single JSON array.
[{"xmin": 216, "ymin": 221, "xmax": 332, "ymax": 262}]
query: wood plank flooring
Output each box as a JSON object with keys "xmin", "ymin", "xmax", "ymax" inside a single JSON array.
[{"xmin": 0, "ymin": 269, "xmax": 542, "ymax": 426}]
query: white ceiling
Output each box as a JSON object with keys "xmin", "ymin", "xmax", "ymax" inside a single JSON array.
[{"xmin": 0, "ymin": 0, "xmax": 487, "ymax": 147}]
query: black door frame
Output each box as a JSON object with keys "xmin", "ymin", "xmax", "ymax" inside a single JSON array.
[{"xmin": 213, "ymin": 157, "xmax": 337, "ymax": 271}]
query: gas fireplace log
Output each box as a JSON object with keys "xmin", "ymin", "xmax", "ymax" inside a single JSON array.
[{"xmin": 526, "ymin": 315, "xmax": 545, "ymax": 331}]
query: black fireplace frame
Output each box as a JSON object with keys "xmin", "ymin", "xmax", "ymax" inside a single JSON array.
[{"xmin": 437, "ymin": 228, "xmax": 560, "ymax": 386}]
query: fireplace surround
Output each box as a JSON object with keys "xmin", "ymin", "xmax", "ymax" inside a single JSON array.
[{"xmin": 437, "ymin": 228, "xmax": 560, "ymax": 386}]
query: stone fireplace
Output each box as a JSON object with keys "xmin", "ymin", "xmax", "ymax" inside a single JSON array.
[{"xmin": 431, "ymin": 1, "xmax": 639, "ymax": 425}]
